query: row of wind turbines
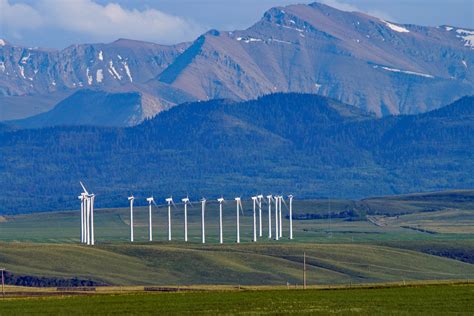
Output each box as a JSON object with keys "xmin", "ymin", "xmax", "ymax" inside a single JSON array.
[
  {"xmin": 79, "ymin": 182, "xmax": 294, "ymax": 245},
  {"xmin": 129, "ymin": 194, "xmax": 294, "ymax": 244}
]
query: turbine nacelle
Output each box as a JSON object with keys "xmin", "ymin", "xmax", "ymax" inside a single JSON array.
[
  {"xmin": 146, "ymin": 197, "xmax": 154, "ymax": 204},
  {"xmin": 217, "ymin": 197, "xmax": 225, "ymax": 203}
]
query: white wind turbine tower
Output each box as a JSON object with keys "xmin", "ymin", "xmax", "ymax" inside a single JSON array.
[
  {"xmin": 251, "ymin": 196, "xmax": 258, "ymax": 242},
  {"xmin": 90, "ymin": 193, "xmax": 95, "ymax": 246},
  {"xmin": 288, "ymin": 195, "xmax": 294, "ymax": 240},
  {"xmin": 128, "ymin": 196, "xmax": 135, "ymax": 242},
  {"xmin": 146, "ymin": 197, "xmax": 154, "ymax": 241},
  {"xmin": 85, "ymin": 196, "xmax": 90, "ymax": 244},
  {"xmin": 201, "ymin": 198, "xmax": 206, "ymax": 244},
  {"xmin": 235, "ymin": 197, "xmax": 243, "ymax": 243},
  {"xmin": 78, "ymin": 194, "xmax": 85, "ymax": 243},
  {"xmin": 166, "ymin": 197, "xmax": 173, "ymax": 241},
  {"xmin": 257, "ymin": 195, "xmax": 263, "ymax": 237},
  {"xmin": 217, "ymin": 197, "xmax": 224, "ymax": 244},
  {"xmin": 279, "ymin": 195, "xmax": 283, "ymax": 239},
  {"xmin": 182, "ymin": 197, "xmax": 191, "ymax": 242},
  {"xmin": 266, "ymin": 195, "xmax": 273, "ymax": 239},
  {"xmin": 275, "ymin": 195, "xmax": 279, "ymax": 241}
]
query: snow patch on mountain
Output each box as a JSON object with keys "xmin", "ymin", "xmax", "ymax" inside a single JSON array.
[
  {"xmin": 374, "ymin": 65, "xmax": 434, "ymax": 78},
  {"xmin": 108, "ymin": 61, "xmax": 122, "ymax": 80},
  {"xmin": 19, "ymin": 65, "xmax": 26, "ymax": 79},
  {"xmin": 462, "ymin": 60, "xmax": 468, "ymax": 68},
  {"xmin": 456, "ymin": 29, "xmax": 474, "ymax": 48},
  {"xmin": 123, "ymin": 61, "xmax": 133, "ymax": 82},
  {"xmin": 282, "ymin": 25, "xmax": 304, "ymax": 33},
  {"xmin": 382, "ymin": 20, "xmax": 410, "ymax": 33},
  {"xmin": 237, "ymin": 37, "xmax": 263, "ymax": 43},
  {"xmin": 0, "ymin": 62, "xmax": 5, "ymax": 72},
  {"xmin": 21, "ymin": 53, "xmax": 31, "ymax": 64},
  {"xmin": 0, "ymin": 39, "xmax": 5, "ymax": 46},
  {"xmin": 96, "ymin": 69, "xmax": 104, "ymax": 83},
  {"xmin": 445, "ymin": 26, "xmax": 453, "ymax": 31},
  {"xmin": 98, "ymin": 50, "xmax": 104, "ymax": 61},
  {"xmin": 269, "ymin": 38, "xmax": 292, "ymax": 45},
  {"xmin": 86, "ymin": 68, "xmax": 93, "ymax": 85}
]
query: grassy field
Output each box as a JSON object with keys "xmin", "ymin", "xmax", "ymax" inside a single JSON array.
[
  {"xmin": 1, "ymin": 242, "xmax": 473, "ymax": 286},
  {"xmin": 0, "ymin": 190, "xmax": 473, "ymax": 288},
  {"xmin": 1, "ymin": 284, "xmax": 473, "ymax": 315},
  {"xmin": 1, "ymin": 191, "xmax": 473, "ymax": 244}
]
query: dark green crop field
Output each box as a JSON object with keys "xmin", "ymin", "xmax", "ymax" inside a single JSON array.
[{"xmin": 1, "ymin": 284, "xmax": 473, "ymax": 315}]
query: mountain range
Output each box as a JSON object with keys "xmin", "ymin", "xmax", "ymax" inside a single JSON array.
[
  {"xmin": 0, "ymin": 93, "xmax": 472, "ymax": 214},
  {"xmin": 1, "ymin": 2, "xmax": 473, "ymax": 126}
]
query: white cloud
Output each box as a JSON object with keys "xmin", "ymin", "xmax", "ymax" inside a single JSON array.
[
  {"xmin": 320, "ymin": 0, "xmax": 396, "ymax": 22},
  {"xmin": 0, "ymin": 0, "xmax": 44, "ymax": 37},
  {"xmin": 319, "ymin": 0, "xmax": 359, "ymax": 12},
  {"xmin": 0, "ymin": 0, "xmax": 204, "ymax": 44}
]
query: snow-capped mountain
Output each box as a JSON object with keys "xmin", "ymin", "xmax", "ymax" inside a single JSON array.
[
  {"xmin": 1, "ymin": 2, "xmax": 473, "ymax": 125},
  {"xmin": 158, "ymin": 3, "xmax": 474, "ymax": 116}
]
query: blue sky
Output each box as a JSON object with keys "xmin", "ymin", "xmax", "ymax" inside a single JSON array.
[{"xmin": 1, "ymin": 0, "xmax": 473, "ymax": 49}]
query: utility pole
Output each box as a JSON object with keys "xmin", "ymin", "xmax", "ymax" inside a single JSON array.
[
  {"xmin": 1, "ymin": 268, "xmax": 5, "ymax": 298},
  {"xmin": 303, "ymin": 252, "xmax": 307, "ymax": 290}
]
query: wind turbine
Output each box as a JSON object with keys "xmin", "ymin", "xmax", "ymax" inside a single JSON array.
[
  {"xmin": 201, "ymin": 198, "xmax": 206, "ymax": 244},
  {"xmin": 257, "ymin": 195, "xmax": 263, "ymax": 237},
  {"xmin": 217, "ymin": 197, "xmax": 224, "ymax": 244},
  {"xmin": 251, "ymin": 196, "xmax": 258, "ymax": 242},
  {"xmin": 266, "ymin": 195, "xmax": 273, "ymax": 239},
  {"xmin": 288, "ymin": 195, "xmax": 294, "ymax": 239},
  {"xmin": 128, "ymin": 196, "xmax": 135, "ymax": 242},
  {"xmin": 235, "ymin": 197, "xmax": 243, "ymax": 243},
  {"xmin": 79, "ymin": 182, "xmax": 94, "ymax": 246},
  {"xmin": 146, "ymin": 197, "xmax": 154, "ymax": 241},
  {"xmin": 165, "ymin": 197, "xmax": 174, "ymax": 241},
  {"xmin": 182, "ymin": 197, "xmax": 191, "ymax": 242}
]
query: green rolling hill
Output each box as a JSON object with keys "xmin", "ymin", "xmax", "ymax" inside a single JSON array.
[{"xmin": 1, "ymin": 242, "xmax": 473, "ymax": 286}]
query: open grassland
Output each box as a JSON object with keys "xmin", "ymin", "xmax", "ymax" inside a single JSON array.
[
  {"xmin": 1, "ymin": 242, "xmax": 473, "ymax": 286},
  {"xmin": 1, "ymin": 193, "xmax": 473, "ymax": 244},
  {"xmin": 1, "ymin": 284, "xmax": 473, "ymax": 315}
]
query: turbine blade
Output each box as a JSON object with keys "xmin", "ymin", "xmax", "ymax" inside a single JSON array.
[
  {"xmin": 239, "ymin": 200, "xmax": 244, "ymax": 215},
  {"xmin": 79, "ymin": 181, "xmax": 89, "ymax": 195}
]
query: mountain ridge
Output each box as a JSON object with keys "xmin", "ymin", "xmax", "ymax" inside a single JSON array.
[{"xmin": 1, "ymin": 1, "xmax": 473, "ymax": 124}]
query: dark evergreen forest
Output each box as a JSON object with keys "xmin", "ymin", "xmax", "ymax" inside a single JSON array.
[{"xmin": 1, "ymin": 93, "xmax": 472, "ymax": 214}]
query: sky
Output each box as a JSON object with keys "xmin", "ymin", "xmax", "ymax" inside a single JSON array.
[{"xmin": 1, "ymin": 0, "xmax": 473, "ymax": 49}]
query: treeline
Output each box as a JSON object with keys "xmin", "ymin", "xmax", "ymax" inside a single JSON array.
[{"xmin": 2, "ymin": 271, "xmax": 106, "ymax": 287}]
